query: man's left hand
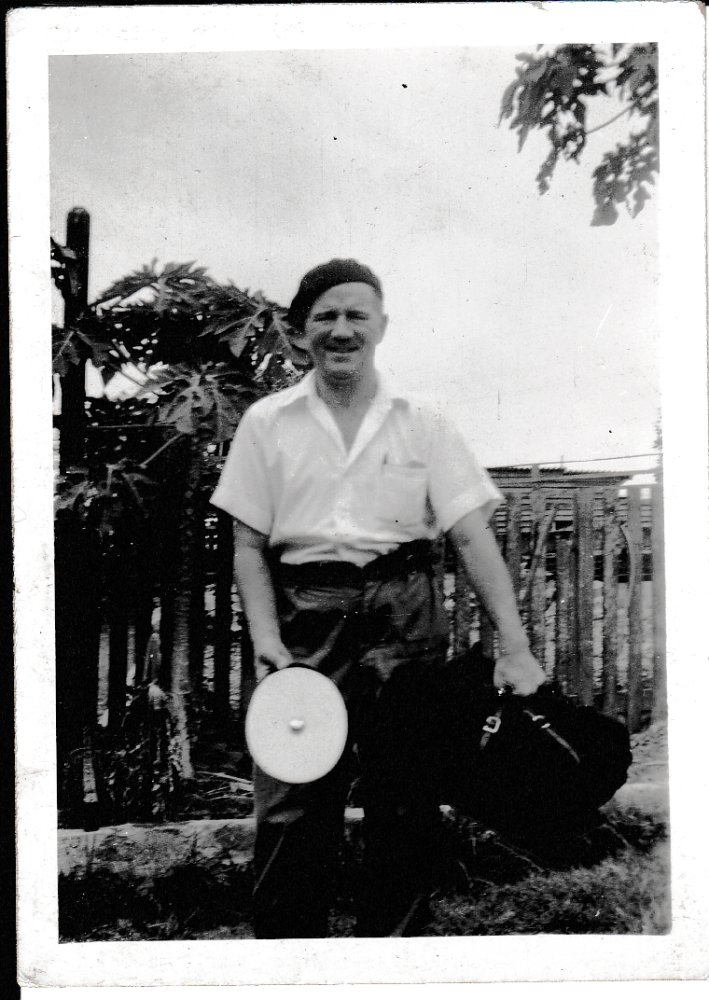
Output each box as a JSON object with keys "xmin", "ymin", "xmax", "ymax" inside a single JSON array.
[{"xmin": 493, "ymin": 648, "xmax": 546, "ymax": 697}]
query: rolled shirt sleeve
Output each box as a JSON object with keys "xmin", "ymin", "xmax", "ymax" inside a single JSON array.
[
  {"xmin": 210, "ymin": 405, "xmax": 274, "ymax": 535},
  {"xmin": 426, "ymin": 412, "xmax": 503, "ymax": 532}
]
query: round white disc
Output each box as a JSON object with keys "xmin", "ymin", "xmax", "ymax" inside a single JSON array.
[{"xmin": 245, "ymin": 666, "xmax": 348, "ymax": 784}]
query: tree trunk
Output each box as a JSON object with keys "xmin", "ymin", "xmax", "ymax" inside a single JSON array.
[
  {"xmin": 170, "ymin": 587, "xmax": 195, "ymax": 780},
  {"xmin": 161, "ymin": 441, "xmax": 199, "ymax": 779}
]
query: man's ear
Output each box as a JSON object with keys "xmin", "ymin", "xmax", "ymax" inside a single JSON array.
[{"xmin": 377, "ymin": 313, "xmax": 389, "ymax": 344}]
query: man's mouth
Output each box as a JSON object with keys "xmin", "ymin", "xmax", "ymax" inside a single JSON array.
[{"xmin": 325, "ymin": 343, "xmax": 359, "ymax": 355}]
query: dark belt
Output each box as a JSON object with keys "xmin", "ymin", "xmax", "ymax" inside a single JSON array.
[{"xmin": 273, "ymin": 539, "xmax": 435, "ymax": 589}]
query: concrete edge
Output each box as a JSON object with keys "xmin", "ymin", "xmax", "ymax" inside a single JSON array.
[{"xmin": 58, "ymin": 787, "xmax": 668, "ymax": 884}]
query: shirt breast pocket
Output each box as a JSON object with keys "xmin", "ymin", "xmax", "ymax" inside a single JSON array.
[{"xmin": 375, "ymin": 466, "xmax": 428, "ymax": 528}]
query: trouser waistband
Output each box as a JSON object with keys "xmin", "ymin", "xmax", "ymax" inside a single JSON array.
[{"xmin": 273, "ymin": 539, "xmax": 435, "ymax": 589}]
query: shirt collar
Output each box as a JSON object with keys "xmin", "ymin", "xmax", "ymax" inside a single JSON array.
[{"xmin": 274, "ymin": 370, "xmax": 409, "ymax": 410}]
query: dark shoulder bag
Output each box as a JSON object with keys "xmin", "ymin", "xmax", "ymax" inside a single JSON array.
[{"xmin": 433, "ymin": 644, "xmax": 633, "ymax": 848}]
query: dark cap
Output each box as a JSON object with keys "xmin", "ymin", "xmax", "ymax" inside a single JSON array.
[{"xmin": 288, "ymin": 259, "xmax": 383, "ymax": 331}]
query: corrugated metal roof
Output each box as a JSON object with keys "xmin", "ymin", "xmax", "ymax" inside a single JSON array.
[{"xmin": 490, "ymin": 464, "xmax": 640, "ymax": 479}]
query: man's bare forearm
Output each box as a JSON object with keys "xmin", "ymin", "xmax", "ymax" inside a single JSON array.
[
  {"xmin": 234, "ymin": 538, "xmax": 280, "ymax": 641},
  {"xmin": 233, "ymin": 519, "xmax": 291, "ymax": 676},
  {"xmin": 448, "ymin": 508, "xmax": 545, "ymax": 695},
  {"xmin": 448, "ymin": 509, "xmax": 528, "ymax": 650}
]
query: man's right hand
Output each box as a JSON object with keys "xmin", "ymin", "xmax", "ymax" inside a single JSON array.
[{"xmin": 253, "ymin": 635, "xmax": 293, "ymax": 682}]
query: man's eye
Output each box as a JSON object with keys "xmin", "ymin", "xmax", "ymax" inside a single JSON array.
[{"xmin": 311, "ymin": 310, "xmax": 368, "ymax": 324}]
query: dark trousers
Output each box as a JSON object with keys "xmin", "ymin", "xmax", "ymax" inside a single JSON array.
[{"xmin": 252, "ymin": 553, "xmax": 449, "ymax": 938}]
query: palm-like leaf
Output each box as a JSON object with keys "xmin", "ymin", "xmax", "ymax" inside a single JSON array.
[
  {"xmin": 95, "ymin": 262, "xmax": 161, "ymax": 306},
  {"xmin": 157, "ymin": 364, "xmax": 252, "ymax": 442}
]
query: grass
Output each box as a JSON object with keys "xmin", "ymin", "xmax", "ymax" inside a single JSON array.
[
  {"xmin": 58, "ymin": 805, "xmax": 670, "ymax": 941},
  {"xmin": 58, "ymin": 864, "xmax": 254, "ymax": 942},
  {"xmin": 426, "ymin": 841, "xmax": 670, "ymax": 935}
]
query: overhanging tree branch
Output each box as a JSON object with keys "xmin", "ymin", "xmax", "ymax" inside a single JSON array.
[
  {"xmin": 499, "ymin": 43, "xmax": 658, "ymax": 225},
  {"xmin": 584, "ymin": 105, "xmax": 632, "ymax": 138}
]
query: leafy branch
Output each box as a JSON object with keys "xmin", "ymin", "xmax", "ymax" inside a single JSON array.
[
  {"xmin": 55, "ymin": 457, "xmax": 157, "ymax": 538},
  {"xmin": 53, "ymin": 252, "xmax": 305, "ymax": 592},
  {"xmin": 499, "ymin": 43, "xmax": 658, "ymax": 225},
  {"xmin": 156, "ymin": 364, "xmax": 257, "ymax": 442}
]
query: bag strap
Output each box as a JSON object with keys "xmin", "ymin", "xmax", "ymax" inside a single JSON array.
[{"xmin": 477, "ymin": 690, "xmax": 582, "ymax": 766}]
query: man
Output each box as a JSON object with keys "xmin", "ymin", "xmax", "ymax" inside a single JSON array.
[{"xmin": 211, "ymin": 259, "xmax": 545, "ymax": 938}]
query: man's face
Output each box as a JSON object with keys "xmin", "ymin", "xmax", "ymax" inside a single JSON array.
[{"xmin": 301, "ymin": 282, "xmax": 387, "ymax": 386}]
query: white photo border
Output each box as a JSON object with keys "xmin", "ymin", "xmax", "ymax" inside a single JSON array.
[{"xmin": 10, "ymin": 1, "xmax": 709, "ymax": 987}]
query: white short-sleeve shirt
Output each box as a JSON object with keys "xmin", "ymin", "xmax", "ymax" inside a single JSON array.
[{"xmin": 210, "ymin": 371, "xmax": 502, "ymax": 566}]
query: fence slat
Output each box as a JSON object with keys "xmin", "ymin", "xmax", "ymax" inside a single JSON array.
[
  {"xmin": 602, "ymin": 492, "xmax": 621, "ymax": 715},
  {"xmin": 626, "ymin": 487, "xmax": 644, "ymax": 730},
  {"xmin": 432, "ymin": 534, "xmax": 447, "ymax": 604},
  {"xmin": 651, "ymin": 482, "xmax": 666, "ymax": 722},
  {"xmin": 504, "ymin": 492, "xmax": 523, "ymax": 602},
  {"xmin": 239, "ymin": 624, "xmax": 255, "ymax": 741},
  {"xmin": 575, "ymin": 490, "xmax": 595, "ymax": 706},
  {"xmin": 157, "ymin": 491, "xmax": 180, "ymax": 691},
  {"xmin": 453, "ymin": 544, "xmax": 472, "ymax": 656},
  {"xmin": 527, "ymin": 490, "xmax": 544, "ymax": 664},
  {"xmin": 479, "ymin": 518, "xmax": 499, "ymax": 657},
  {"xmin": 188, "ymin": 500, "xmax": 207, "ymax": 695},
  {"xmin": 213, "ymin": 512, "xmax": 235, "ymax": 725},
  {"xmin": 132, "ymin": 556, "xmax": 155, "ymax": 687},
  {"xmin": 107, "ymin": 547, "xmax": 129, "ymax": 733},
  {"xmin": 554, "ymin": 529, "xmax": 575, "ymax": 693}
]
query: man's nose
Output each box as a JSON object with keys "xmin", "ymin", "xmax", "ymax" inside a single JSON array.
[{"xmin": 331, "ymin": 313, "xmax": 354, "ymax": 338}]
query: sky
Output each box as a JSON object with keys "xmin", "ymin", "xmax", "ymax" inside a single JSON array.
[{"xmin": 49, "ymin": 46, "xmax": 660, "ymax": 473}]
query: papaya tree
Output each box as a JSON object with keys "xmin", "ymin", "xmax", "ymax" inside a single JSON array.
[{"xmin": 53, "ymin": 252, "xmax": 306, "ymax": 811}]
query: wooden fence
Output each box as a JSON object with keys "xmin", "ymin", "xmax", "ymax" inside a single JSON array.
[
  {"xmin": 55, "ymin": 467, "xmax": 664, "ymax": 828},
  {"xmin": 448, "ymin": 483, "xmax": 664, "ymax": 729}
]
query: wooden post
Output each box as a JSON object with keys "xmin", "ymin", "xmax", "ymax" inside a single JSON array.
[
  {"xmin": 188, "ymin": 495, "xmax": 207, "ymax": 697},
  {"xmin": 54, "ymin": 511, "xmax": 102, "ymax": 828},
  {"xmin": 575, "ymin": 489, "xmax": 596, "ymax": 706},
  {"xmin": 479, "ymin": 515, "xmax": 499, "ymax": 658},
  {"xmin": 601, "ymin": 491, "xmax": 621, "ymax": 716},
  {"xmin": 156, "ymin": 443, "xmax": 188, "ymax": 691},
  {"xmin": 432, "ymin": 533, "xmax": 447, "ymax": 605},
  {"xmin": 59, "ymin": 208, "xmax": 90, "ymax": 472},
  {"xmin": 107, "ymin": 542, "xmax": 129, "ymax": 734},
  {"xmin": 626, "ymin": 487, "xmax": 644, "ymax": 731},
  {"xmin": 239, "ymin": 616, "xmax": 256, "ymax": 744},
  {"xmin": 213, "ymin": 511, "xmax": 235, "ymax": 727},
  {"xmin": 453, "ymin": 555, "xmax": 472, "ymax": 656},
  {"xmin": 132, "ymin": 565, "xmax": 155, "ymax": 688},
  {"xmin": 529, "ymin": 488, "xmax": 548, "ymax": 667},
  {"xmin": 554, "ymin": 525, "xmax": 575, "ymax": 694},
  {"xmin": 504, "ymin": 492, "xmax": 523, "ymax": 601},
  {"xmin": 651, "ymin": 481, "xmax": 667, "ymax": 721}
]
